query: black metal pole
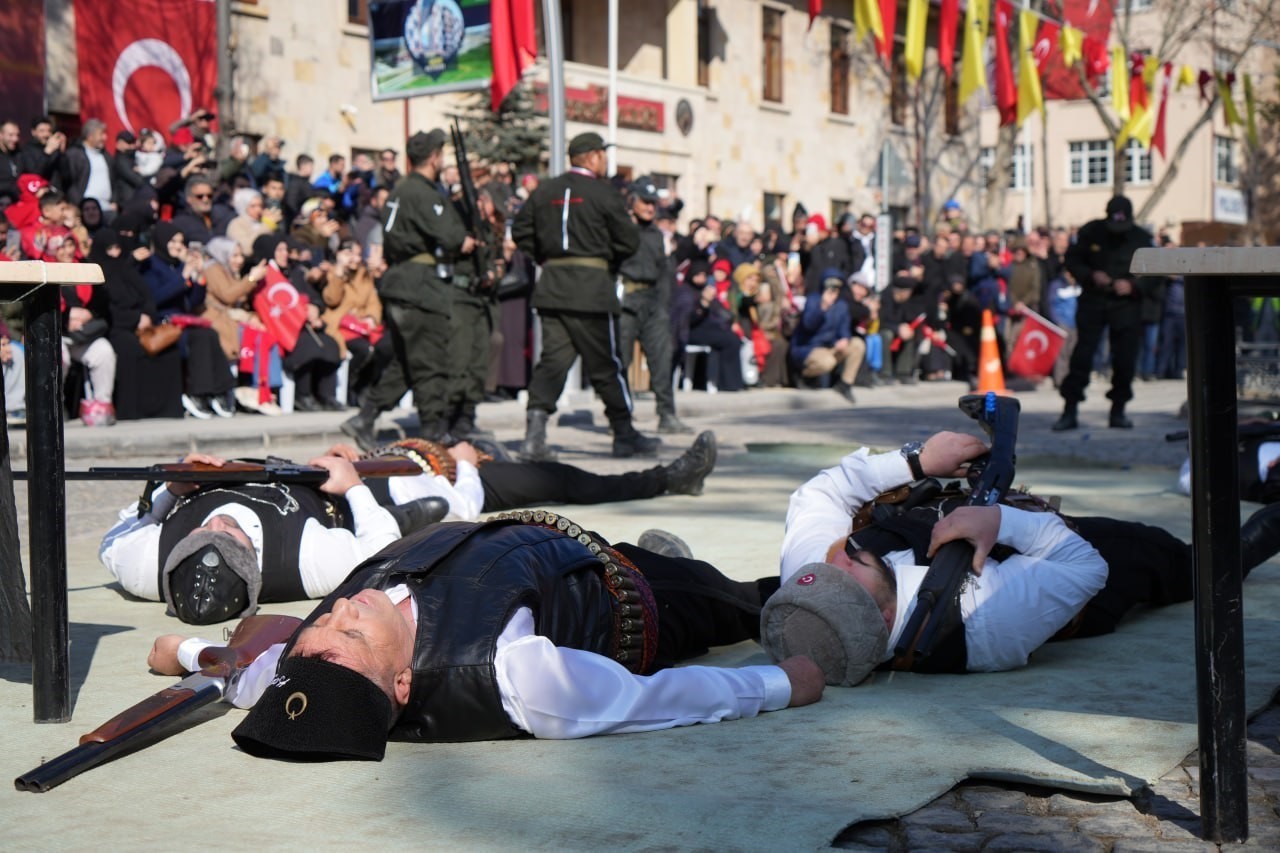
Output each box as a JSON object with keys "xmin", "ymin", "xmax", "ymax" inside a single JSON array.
[
  {"xmin": 24, "ymin": 284, "xmax": 69, "ymax": 723},
  {"xmin": 1185, "ymin": 273, "xmax": 1247, "ymax": 842}
]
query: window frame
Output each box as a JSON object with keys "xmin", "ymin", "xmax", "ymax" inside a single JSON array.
[
  {"xmin": 1067, "ymin": 140, "xmax": 1113, "ymax": 188},
  {"xmin": 1215, "ymin": 135, "xmax": 1238, "ymax": 184},
  {"xmin": 347, "ymin": 0, "xmax": 368, "ymax": 26},
  {"xmin": 1123, "ymin": 139, "xmax": 1152, "ymax": 185},
  {"xmin": 762, "ymin": 6, "xmax": 784, "ymax": 104},
  {"xmin": 829, "ymin": 22, "xmax": 851, "ymax": 116}
]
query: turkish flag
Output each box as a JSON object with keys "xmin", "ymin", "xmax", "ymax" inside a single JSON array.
[
  {"xmin": 74, "ymin": 0, "xmax": 216, "ymax": 150},
  {"xmin": 490, "ymin": 0, "xmax": 537, "ymax": 111},
  {"xmin": 1033, "ymin": 21, "xmax": 1060, "ymax": 76},
  {"xmin": 937, "ymin": 0, "xmax": 959, "ymax": 78},
  {"xmin": 993, "ymin": 1, "xmax": 1017, "ymax": 126},
  {"xmin": 1008, "ymin": 308, "xmax": 1067, "ymax": 378},
  {"xmin": 252, "ymin": 264, "xmax": 310, "ymax": 353},
  {"xmin": 1040, "ymin": 0, "xmax": 1116, "ymax": 100}
]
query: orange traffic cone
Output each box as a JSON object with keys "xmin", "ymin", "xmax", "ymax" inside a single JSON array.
[{"xmin": 976, "ymin": 309, "xmax": 1008, "ymax": 395}]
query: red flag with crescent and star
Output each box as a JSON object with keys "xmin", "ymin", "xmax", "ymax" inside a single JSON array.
[
  {"xmin": 1040, "ymin": 0, "xmax": 1115, "ymax": 100},
  {"xmin": 251, "ymin": 263, "xmax": 310, "ymax": 353},
  {"xmin": 1008, "ymin": 308, "xmax": 1067, "ymax": 378},
  {"xmin": 74, "ymin": 0, "xmax": 216, "ymax": 151}
]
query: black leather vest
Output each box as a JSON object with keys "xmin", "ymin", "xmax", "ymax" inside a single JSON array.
[
  {"xmin": 286, "ymin": 520, "xmax": 618, "ymax": 743},
  {"xmin": 157, "ymin": 483, "xmax": 352, "ymax": 603}
]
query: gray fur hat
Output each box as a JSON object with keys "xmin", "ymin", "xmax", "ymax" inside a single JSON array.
[
  {"xmin": 760, "ymin": 563, "xmax": 889, "ymax": 687},
  {"xmin": 161, "ymin": 530, "xmax": 262, "ymax": 623}
]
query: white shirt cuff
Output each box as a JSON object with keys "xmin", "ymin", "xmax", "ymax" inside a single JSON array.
[
  {"xmin": 176, "ymin": 637, "xmax": 216, "ymax": 673},
  {"xmin": 754, "ymin": 665, "xmax": 793, "ymax": 712}
]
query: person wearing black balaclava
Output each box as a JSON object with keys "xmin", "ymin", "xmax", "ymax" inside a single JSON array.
[{"xmin": 1052, "ymin": 195, "xmax": 1159, "ymax": 431}]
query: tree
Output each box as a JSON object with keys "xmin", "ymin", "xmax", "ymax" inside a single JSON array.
[
  {"xmin": 1074, "ymin": 0, "xmax": 1280, "ymax": 219},
  {"xmin": 456, "ymin": 81, "xmax": 547, "ymax": 172}
]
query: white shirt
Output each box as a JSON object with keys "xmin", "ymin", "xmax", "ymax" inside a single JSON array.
[
  {"xmin": 83, "ymin": 145, "xmax": 113, "ymax": 207},
  {"xmin": 177, "ymin": 584, "xmax": 792, "ymax": 738},
  {"xmin": 387, "ymin": 459, "xmax": 485, "ymax": 522},
  {"xmin": 780, "ymin": 448, "xmax": 1109, "ymax": 672},
  {"xmin": 99, "ymin": 483, "xmax": 402, "ymax": 601}
]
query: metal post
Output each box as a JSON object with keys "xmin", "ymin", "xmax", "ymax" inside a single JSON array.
[
  {"xmin": 24, "ymin": 283, "xmax": 69, "ymax": 723},
  {"xmin": 542, "ymin": 0, "xmax": 567, "ymax": 177},
  {"xmin": 606, "ymin": 0, "xmax": 618, "ymax": 176},
  {"xmin": 215, "ymin": 0, "xmax": 233, "ymax": 157},
  {"xmin": 1184, "ymin": 271, "xmax": 1249, "ymax": 843}
]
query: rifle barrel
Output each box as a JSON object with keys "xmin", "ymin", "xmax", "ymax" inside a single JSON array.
[
  {"xmin": 14, "ymin": 676, "xmax": 223, "ymax": 793},
  {"xmin": 12, "ymin": 456, "xmax": 426, "ymax": 483}
]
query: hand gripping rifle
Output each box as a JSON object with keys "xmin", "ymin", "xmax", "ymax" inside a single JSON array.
[
  {"xmin": 449, "ymin": 117, "xmax": 497, "ymax": 293},
  {"xmin": 15, "ymin": 614, "xmax": 302, "ymax": 792},
  {"xmin": 891, "ymin": 392, "xmax": 1021, "ymax": 670}
]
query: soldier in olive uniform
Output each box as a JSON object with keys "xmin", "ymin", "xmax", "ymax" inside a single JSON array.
[
  {"xmin": 1052, "ymin": 195, "xmax": 1159, "ymax": 432},
  {"xmin": 342, "ymin": 130, "xmax": 475, "ymax": 449},
  {"xmin": 617, "ymin": 176, "xmax": 690, "ymax": 435},
  {"xmin": 511, "ymin": 131, "xmax": 660, "ymax": 461}
]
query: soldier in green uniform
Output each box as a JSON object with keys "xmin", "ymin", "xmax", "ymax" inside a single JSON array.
[
  {"xmin": 512, "ymin": 131, "xmax": 660, "ymax": 461},
  {"xmin": 342, "ymin": 129, "xmax": 475, "ymax": 449},
  {"xmin": 618, "ymin": 176, "xmax": 689, "ymax": 435}
]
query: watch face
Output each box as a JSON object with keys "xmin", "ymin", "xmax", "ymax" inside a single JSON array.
[{"xmin": 902, "ymin": 441, "xmax": 923, "ymax": 455}]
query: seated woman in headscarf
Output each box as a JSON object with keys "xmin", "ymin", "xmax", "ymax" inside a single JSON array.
[
  {"xmin": 202, "ymin": 236, "xmax": 267, "ymax": 363},
  {"xmin": 94, "ymin": 228, "xmax": 184, "ymax": 420},
  {"xmin": 249, "ymin": 234, "xmax": 342, "ymax": 412},
  {"xmin": 140, "ymin": 222, "xmax": 236, "ymax": 418}
]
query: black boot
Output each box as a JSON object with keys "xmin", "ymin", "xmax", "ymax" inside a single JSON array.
[
  {"xmin": 663, "ymin": 431, "xmax": 717, "ymax": 495},
  {"xmin": 1109, "ymin": 404, "xmax": 1133, "ymax": 429},
  {"xmin": 340, "ymin": 400, "xmax": 381, "ymax": 451},
  {"xmin": 419, "ymin": 418, "xmax": 454, "ymax": 444},
  {"xmin": 1242, "ymin": 503, "xmax": 1280, "ymax": 575},
  {"xmin": 658, "ymin": 413, "xmax": 693, "ymax": 434},
  {"xmin": 834, "ymin": 381, "xmax": 856, "ymax": 404},
  {"xmin": 385, "ymin": 497, "xmax": 450, "ymax": 536},
  {"xmin": 519, "ymin": 409, "xmax": 557, "ymax": 462},
  {"xmin": 612, "ymin": 425, "xmax": 661, "ymax": 458},
  {"xmin": 1051, "ymin": 403, "xmax": 1079, "ymax": 432}
]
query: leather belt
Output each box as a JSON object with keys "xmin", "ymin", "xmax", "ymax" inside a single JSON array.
[
  {"xmin": 408, "ymin": 253, "xmax": 437, "ymax": 265},
  {"xmin": 543, "ymin": 256, "xmax": 609, "ymax": 270},
  {"xmin": 621, "ymin": 276, "xmax": 655, "ymax": 294}
]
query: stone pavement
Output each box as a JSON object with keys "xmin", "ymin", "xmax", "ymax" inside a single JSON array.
[{"xmin": 6, "ymin": 374, "xmax": 1280, "ymax": 849}]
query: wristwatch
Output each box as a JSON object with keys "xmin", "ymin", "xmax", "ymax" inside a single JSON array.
[{"xmin": 900, "ymin": 441, "xmax": 926, "ymax": 481}]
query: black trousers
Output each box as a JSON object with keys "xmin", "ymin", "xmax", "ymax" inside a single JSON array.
[
  {"xmin": 480, "ymin": 460, "xmax": 666, "ymax": 510},
  {"xmin": 614, "ymin": 542, "xmax": 777, "ymax": 670},
  {"xmin": 368, "ymin": 301, "xmax": 450, "ymax": 427},
  {"xmin": 618, "ymin": 285, "xmax": 677, "ymax": 417},
  {"xmin": 1062, "ymin": 516, "xmax": 1194, "ymax": 639},
  {"xmin": 527, "ymin": 309, "xmax": 635, "ymax": 433},
  {"xmin": 182, "ymin": 326, "xmax": 235, "ymax": 397},
  {"xmin": 1059, "ymin": 295, "xmax": 1142, "ymax": 407},
  {"xmin": 446, "ymin": 290, "xmax": 492, "ymax": 427}
]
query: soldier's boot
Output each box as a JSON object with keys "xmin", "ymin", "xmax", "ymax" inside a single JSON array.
[
  {"xmin": 519, "ymin": 409, "xmax": 558, "ymax": 462},
  {"xmin": 1051, "ymin": 403, "xmax": 1079, "ymax": 432},
  {"xmin": 340, "ymin": 400, "xmax": 381, "ymax": 452},
  {"xmin": 420, "ymin": 418, "xmax": 454, "ymax": 444},
  {"xmin": 612, "ymin": 422, "xmax": 661, "ymax": 458},
  {"xmin": 657, "ymin": 413, "xmax": 693, "ymax": 434},
  {"xmin": 662, "ymin": 430, "xmax": 717, "ymax": 496},
  {"xmin": 1109, "ymin": 403, "xmax": 1134, "ymax": 429},
  {"xmin": 1242, "ymin": 503, "xmax": 1280, "ymax": 574}
]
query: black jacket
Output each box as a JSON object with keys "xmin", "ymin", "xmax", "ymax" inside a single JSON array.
[
  {"xmin": 512, "ymin": 170, "xmax": 639, "ymax": 314},
  {"xmin": 16, "ymin": 140, "xmax": 61, "ymax": 183},
  {"xmin": 1065, "ymin": 219, "xmax": 1156, "ymax": 301},
  {"xmin": 0, "ymin": 146, "xmax": 19, "ymax": 206}
]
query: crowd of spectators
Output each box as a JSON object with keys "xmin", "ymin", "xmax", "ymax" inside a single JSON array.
[{"xmin": 0, "ymin": 107, "xmax": 1227, "ymax": 432}]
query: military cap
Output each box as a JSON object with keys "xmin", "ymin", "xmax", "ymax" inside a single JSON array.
[{"xmin": 567, "ymin": 131, "xmax": 612, "ymax": 157}]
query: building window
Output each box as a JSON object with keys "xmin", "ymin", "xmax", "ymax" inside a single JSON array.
[
  {"xmin": 1119, "ymin": 0, "xmax": 1153, "ymax": 11},
  {"xmin": 979, "ymin": 144, "xmax": 1034, "ymax": 189},
  {"xmin": 830, "ymin": 198, "xmax": 851, "ymax": 226},
  {"xmin": 890, "ymin": 54, "xmax": 907, "ymax": 126},
  {"xmin": 1067, "ymin": 140, "xmax": 1112, "ymax": 187},
  {"xmin": 1123, "ymin": 139, "xmax": 1152, "ymax": 185},
  {"xmin": 348, "ymin": 0, "xmax": 368, "ymax": 25},
  {"xmin": 697, "ymin": 2, "xmax": 712, "ymax": 87},
  {"xmin": 1215, "ymin": 135, "xmax": 1238, "ymax": 184},
  {"xmin": 830, "ymin": 23, "xmax": 851, "ymax": 115},
  {"xmin": 762, "ymin": 7, "xmax": 784, "ymax": 103},
  {"xmin": 945, "ymin": 74, "xmax": 961, "ymax": 136},
  {"xmin": 763, "ymin": 191, "xmax": 786, "ymax": 230}
]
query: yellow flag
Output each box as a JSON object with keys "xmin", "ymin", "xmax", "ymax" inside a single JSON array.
[
  {"xmin": 1245, "ymin": 73, "xmax": 1259, "ymax": 147},
  {"xmin": 1176, "ymin": 64, "xmax": 1195, "ymax": 91},
  {"xmin": 1112, "ymin": 46, "xmax": 1130, "ymax": 121},
  {"xmin": 1143, "ymin": 55, "xmax": 1160, "ymax": 87},
  {"xmin": 959, "ymin": 0, "xmax": 989, "ymax": 103},
  {"xmin": 904, "ymin": 0, "xmax": 927, "ymax": 81},
  {"xmin": 1016, "ymin": 9, "xmax": 1044, "ymax": 126},
  {"xmin": 1217, "ymin": 72, "xmax": 1242, "ymax": 126},
  {"xmin": 1118, "ymin": 55, "xmax": 1159, "ymax": 148},
  {"xmin": 855, "ymin": 0, "xmax": 884, "ymax": 43},
  {"xmin": 1060, "ymin": 26, "xmax": 1082, "ymax": 67}
]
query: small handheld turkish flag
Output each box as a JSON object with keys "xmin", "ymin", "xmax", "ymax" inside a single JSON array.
[
  {"xmin": 252, "ymin": 264, "xmax": 310, "ymax": 353},
  {"xmin": 1008, "ymin": 308, "xmax": 1067, "ymax": 378}
]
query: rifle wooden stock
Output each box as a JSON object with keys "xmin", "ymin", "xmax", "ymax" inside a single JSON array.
[
  {"xmin": 14, "ymin": 456, "xmax": 425, "ymax": 483},
  {"xmin": 15, "ymin": 614, "xmax": 302, "ymax": 792}
]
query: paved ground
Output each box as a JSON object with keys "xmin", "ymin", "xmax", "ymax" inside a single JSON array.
[{"xmin": 5, "ymin": 374, "xmax": 1280, "ymax": 849}]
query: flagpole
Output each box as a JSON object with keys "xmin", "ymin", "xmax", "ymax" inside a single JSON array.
[
  {"xmin": 215, "ymin": 0, "xmax": 233, "ymax": 158},
  {"xmin": 607, "ymin": 0, "xmax": 618, "ymax": 176},
  {"xmin": 1021, "ymin": 0, "xmax": 1031, "ymax": 233},
  {"xmin": 542, "ymin": 0, "xmax": 567, "ymax": 177}
]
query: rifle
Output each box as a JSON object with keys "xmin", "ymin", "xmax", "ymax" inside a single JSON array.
[
  {"xmin": 449, "ymin": 117, "xmax": 497, "ymax": 294},
  {"xmin": 13, "ymin": 456, "xmax": 426, "ymax": 484},
  {"xmin": 891, "ymin": 392, "xmax": 1021, "ymax": 669},
  {"xmin": 15, "ymin": 614, "xmax": 302, "ymax": 792}
]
